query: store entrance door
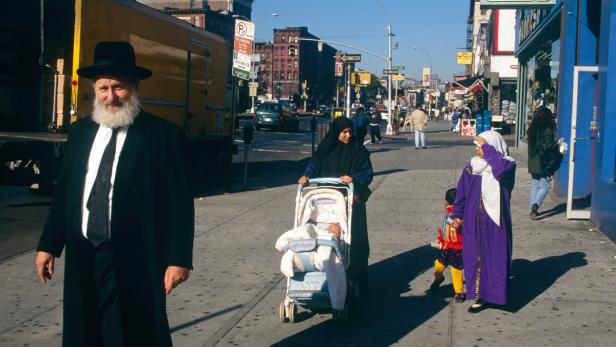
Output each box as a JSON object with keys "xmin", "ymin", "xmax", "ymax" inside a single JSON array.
[{"xmin": 567, "ymin": 66, "xmax": 598, "ymax": 219}]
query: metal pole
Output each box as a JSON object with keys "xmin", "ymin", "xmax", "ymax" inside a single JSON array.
[
  {"xmin": 243, "ymin": 143, "xmax": 249, "ymax": 189},
  {"xmin": 386, "ymin": 24, "xmax": 393, "ymax": 135},
  {"xmin": 346, "ymin": 64, "xmax": 351, "ymax": 118},
  {"xmin": 251, "ymin": 39, "xmax": 256, "ymax": 112}
]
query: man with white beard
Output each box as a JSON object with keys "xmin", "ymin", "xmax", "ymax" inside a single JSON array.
[{"xmin": 35, "ymin": 41, "xmax": 194, "ymax": 346}]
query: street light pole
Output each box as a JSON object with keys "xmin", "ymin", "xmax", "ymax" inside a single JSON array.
[{"xmin": 386, "ymin": 24, "xmax": 393, "ymax": 135}]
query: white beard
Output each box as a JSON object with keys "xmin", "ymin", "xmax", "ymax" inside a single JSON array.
[{"xmin": 92, "ymin": 93, "xmax": 141, "ymax": 128}]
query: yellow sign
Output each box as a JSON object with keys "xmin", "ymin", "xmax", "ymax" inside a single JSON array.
[
  {"xmin": 457, "ymin": 51, "xmax": 473, "ymax": 65},
  {"xmin": 392, "ymin": 74, "xmax": 405, "ymax": 81},
  {"xmin": 351, "ymin": 72, "xmax": 372, "ymax": 86}
]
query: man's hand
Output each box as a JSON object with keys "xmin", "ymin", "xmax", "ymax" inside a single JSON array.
[
  {"xmin": 327, "ymin": 223, "xmax": 342, "ymax": 239},
  {"xmin": 340, "ymin": 175, "xmax": 353, "ymax": 184},
  {"xmin": 164, "ymin": 266, "xmax": 190, "ymax": 295},
  {"xmin": 35, "ymin": 251, "xmax": 55, "ymax": 284},
  {"xmin": 298, "ymin": 176, "xmax": 309, "ymax": 187}
]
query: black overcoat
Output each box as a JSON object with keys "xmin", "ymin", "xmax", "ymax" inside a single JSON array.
[{"xmin": 37, "ymin": 111, "xmax": 195, "ymax": 346}]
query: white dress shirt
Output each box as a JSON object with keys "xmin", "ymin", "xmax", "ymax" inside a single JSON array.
[{"xmin": 81, "ymin": 125, "xmax": 128, "ymax": 238}]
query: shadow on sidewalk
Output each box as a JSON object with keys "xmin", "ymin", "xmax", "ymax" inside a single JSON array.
[
  {"xmin": 536, "ymin": 195, "xmax": 592, "ymax": 220},
  {"xmin": 193, "ymin": 158, "xmax": 311, "ymax": 198},
  {"xmin": 272, "ymin": 245, "xmax": 450, "ymax": 347},
  {"xmin": 505, "ymin": 252, "xmax": 587, "ymax": 312}
]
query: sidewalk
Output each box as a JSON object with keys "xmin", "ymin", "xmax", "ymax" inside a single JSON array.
[{"xmin": 0, "ymin": 123, "xmax": 614, "ymax": 346}]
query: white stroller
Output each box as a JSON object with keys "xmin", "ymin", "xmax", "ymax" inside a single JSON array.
[{"xmin": 277, "ymin": 178, "xmax": 354, "ymax": 323}]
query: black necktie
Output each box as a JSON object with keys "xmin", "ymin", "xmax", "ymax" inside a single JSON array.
[{"xmin": 86, "ymin": 128, "xmax": 118, "ymax": 246}]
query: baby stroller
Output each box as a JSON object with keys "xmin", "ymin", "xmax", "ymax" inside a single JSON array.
[{"xmin": 278, "ymin": 178, "xmax": 354, "ymax": 323}]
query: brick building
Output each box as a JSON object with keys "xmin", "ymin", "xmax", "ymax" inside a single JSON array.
[{"xmin": 255, "ymin": 27, "xmax": 336, "ymax": 106}]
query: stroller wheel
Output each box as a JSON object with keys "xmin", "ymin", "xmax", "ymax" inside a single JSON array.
[
  {"xmin": 288, "ymin": 302, "xmax": 297, "ymax": 323},
  {"xmin": 279, "ymin": 301, "xmax": 289, "ymax": 323}
]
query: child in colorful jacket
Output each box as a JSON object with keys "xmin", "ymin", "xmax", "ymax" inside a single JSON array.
[{"xmin": 430, "ymin": 188, "xmax": 465, "ymax": 302}]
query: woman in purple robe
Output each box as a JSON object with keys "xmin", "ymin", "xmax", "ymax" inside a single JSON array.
[{"xmin": 450, "ymin": 130, "xmax": 516, "ymax": 313}]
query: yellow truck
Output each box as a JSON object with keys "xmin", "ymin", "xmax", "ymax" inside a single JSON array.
[{"xmin": 0, "ymin": 0, "xmax": 233, "ymax": 192}]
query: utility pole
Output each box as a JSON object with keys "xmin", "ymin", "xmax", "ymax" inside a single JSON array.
[
  {"xmin": 386, "ymin": 24, "xmax": 393, "ymax": 135},
  {"xmin": 346, "ymin": 64, "xmax": 352, "ymax": 118}
]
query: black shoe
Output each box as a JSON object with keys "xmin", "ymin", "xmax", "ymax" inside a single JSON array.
[
  {"xmin": 468, "ymin": 300, "xmax": 487, "ymax": 313},
  {"xmin": 530, "ymin": 204, "xmax": 539, "ymax": 220},
  {"xmin": 454, "ymin": 293, "xmax": 466, "ymax": 303},
  {"xmin": 429, "ymin": 274, "xmax": 445, "ymax": 291},
  {"xmin": 422, "ymin": 146, "xmax": 427, "ymax": 149}
]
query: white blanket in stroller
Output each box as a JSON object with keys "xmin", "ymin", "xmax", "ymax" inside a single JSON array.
[{"xmin": 275, "ymin": 224, "xmax": 347, "ymax": 310}]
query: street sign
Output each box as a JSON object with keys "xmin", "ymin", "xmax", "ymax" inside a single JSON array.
[
  {"xmin": 232, "ymin": 19, "xmax": 255, "ymax": 80},
  {"xmin": 383, "ymin": 69, "xmax": 399, "ymax": 74},
  {"xmin": 393, "ymin": 65, "xmax": 405, "ymax": 70},
  {"xmin": 341, "ymin": 54, "xmax": 361, "ymax": 62},
  {"xmin": 249, "ymin": 83, "xmax": 258, "ymax": 97},
  {"xmin": 335, "ymin": 62, "xmax": 343, "ymax": 77},
  {"xmin": 422, "ymin": 67, "xmax": 431, "ymax": 87},
  {"xmin": 392, "ymin": 74, "xmax": 405, "ymax": 81}
]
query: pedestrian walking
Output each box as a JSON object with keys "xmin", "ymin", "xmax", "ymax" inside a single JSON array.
[
  {"xmin": 34, "ymin": 41, "xmax": 195, "ymax": 346},
  {"xmin": 429, "ymin": 188, "xmax": 465, "ymax": 303},
  {"xmin": 298, "ymin": 116, "xmax": 374, "ymax": 293},
  {"xmin": 451, "ymin": 109, "xmax": 460, "ymax": 132},
  {"xmin": 526, "ymin": 106, "xmax": 558, "ymax": 219},
  {"xmin": 369, "ymin": 109, "xmax": 382, "ymax": 144},
  {"xmin": 352, "ymin": 107, "xmax": 369, "ymax": 143},
  {"xmin": 409, "ymin": 105, "xmax": 428, "ymax": 149},
  {"xmin": 450, "ymin": 130, "xmax": 516, "ymax": 313}
]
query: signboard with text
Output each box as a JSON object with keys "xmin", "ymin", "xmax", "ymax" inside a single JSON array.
[
  {"xmin": 422, "ymin": 67, "xmax": 431, "ymax": 87},
  {"xmin": 479, "ymin": 0, "xmax": 555, "ymax": 9},
  {"xmin": 341, "ymin": 54, "xmax": 361, "ymax": 62},
  {"xmin": 456, "ymin": 51, "xmax": 473, "ymax": 65},
  {"xmin": 232, "ymin": 19, "xmax": 255, "ymax": 80}
]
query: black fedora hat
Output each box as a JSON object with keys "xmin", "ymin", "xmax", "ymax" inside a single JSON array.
[{"xmin": 77, "ymin": 41, "xmax": 152, "ymax": 80}]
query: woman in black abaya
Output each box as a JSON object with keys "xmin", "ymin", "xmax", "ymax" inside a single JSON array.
[{"xmin": 298, "ymin": 117, "xmax": 374, "ymax": 290}]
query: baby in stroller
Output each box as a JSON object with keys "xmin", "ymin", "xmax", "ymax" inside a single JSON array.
[{"xmin": 275, "ymin": 197, "xmax": 348, "ymax": 311}]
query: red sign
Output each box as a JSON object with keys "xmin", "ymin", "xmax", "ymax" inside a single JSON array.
[
  {"xmin": 233, "ymin": 37, "xmax": 253, "ymax": 55},
  {"xmin": 335, "ymin": 62, "xmax": 343, "ymax": 77}
]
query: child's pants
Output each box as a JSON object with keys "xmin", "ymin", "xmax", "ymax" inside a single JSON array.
[{"xmin": 434, "ymin": 259, "xmax": 464, "ymax": 294}]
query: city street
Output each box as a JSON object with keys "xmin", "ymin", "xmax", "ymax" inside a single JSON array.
[{"xmin": 1, "ymin": 122, "xmax": 615, "ymax": 346}]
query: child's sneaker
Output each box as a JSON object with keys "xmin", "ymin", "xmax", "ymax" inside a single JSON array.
[
  {"xmin": 454, "ymin": 293, "xmax": 466, "ymax": 303},
  {"xmin": 430, "ymin": 240, "xmax": 442, "ymax": 249},
  {"xmin": 429, "ymin": 274, "xmax": 444, "ymax": 291}
]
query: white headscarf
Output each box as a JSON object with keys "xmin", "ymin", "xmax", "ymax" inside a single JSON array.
[{"xmin": 471, "ymin": 130, "xmax": 515, "ymax": 226}]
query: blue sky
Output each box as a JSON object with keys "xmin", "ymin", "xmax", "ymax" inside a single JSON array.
[{"xmin": 251, "ymin": 0, "xmax": 470, "ymax": 82}]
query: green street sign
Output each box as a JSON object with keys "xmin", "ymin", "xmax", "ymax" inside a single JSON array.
[
  {"xmin": 232, "ymin": 67, "xmax": 250, "ymax": 80},
  {"xmin": 393, "ymin": 65, "xmax": 405, "ymax": 70}
]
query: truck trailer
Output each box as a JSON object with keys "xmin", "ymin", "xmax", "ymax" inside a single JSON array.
[{"xmin": 0, "ymin": 0, "xmax": 234, "ymax": 193}]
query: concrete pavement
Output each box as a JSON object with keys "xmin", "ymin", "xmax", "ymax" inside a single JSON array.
[{"xmin": 1, "ymin": 122, "xmax": 614, "ymax": 346}]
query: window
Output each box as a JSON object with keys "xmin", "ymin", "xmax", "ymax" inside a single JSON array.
[
  {"xmin": 287, "ymin": 60, "xmax": 291, "ymax": 68},
  {"xmin": 294, "ymin": 60, "xmax": 298, "ymax": 69},
  {"xmin": 280, "ymin": 71, "xmax": 284, "ymax": 79},
  {"xmin": 293, "ymin": 71, "xmax": 297, "ymax": 80},
  {"xmin": 282, "ymin": 35, "xmax": 285, "ymax": 42},
  {"xmin": 288, "ymin": 72, "xmax": 292, "ymax": 80}
]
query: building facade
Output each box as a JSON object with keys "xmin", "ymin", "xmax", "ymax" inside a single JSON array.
[
  {"xmin": 511, "ymin": 0, "xmax": 614, "ymax": 241},
  {"xmin": 255, "ymin": 27, "xmax": 336, "ymax": 106}
]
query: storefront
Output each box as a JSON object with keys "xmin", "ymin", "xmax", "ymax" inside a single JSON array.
[
  {"xmin": 515, "ymin": 0, "xmax": 614, "ymax": 241},
  {"xmin": 515, "ymin": 0, "xmax": 600, "ymax": 198},
  {"xmin": 593, "ymin": 0, "xmax": 616, "ymax": 242}
]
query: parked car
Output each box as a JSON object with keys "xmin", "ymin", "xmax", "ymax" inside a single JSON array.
[{"xmin": 254, "ymin": 102, "xmax": 300, "ymax": 131}]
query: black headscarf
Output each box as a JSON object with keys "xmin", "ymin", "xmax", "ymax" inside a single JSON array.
[{"xmin": 313, "ymin": 117, "xmax": 370, "ymax": 178}]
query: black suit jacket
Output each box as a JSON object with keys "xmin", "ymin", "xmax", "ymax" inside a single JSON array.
[{"xmin": 38, "ymin": 111, "xmax": 194, "ymax": 346}]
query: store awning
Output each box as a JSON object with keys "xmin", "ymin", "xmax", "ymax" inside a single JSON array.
[{"xmin": 452, "ymin": 77, "xmax": 488, "ymax": 95}]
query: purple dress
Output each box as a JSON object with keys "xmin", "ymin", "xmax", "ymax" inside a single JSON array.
[{"xmin": 451, "ymin": 144, "xmax": 516, "ymax": 305}]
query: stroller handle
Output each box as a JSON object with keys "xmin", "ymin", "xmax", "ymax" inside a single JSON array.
[{"xmin": 297, "ymin": 177, "xmax": 354, "ymax": 193}]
